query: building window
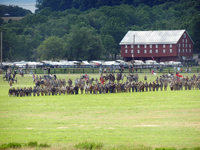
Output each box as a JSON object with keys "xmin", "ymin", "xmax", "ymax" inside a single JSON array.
[
  {"xmin": 179, "ymin": 44, "xmax": 180, "ymax": 47},
  {"xmin": 125, "ymin": 45, "xmax": 127, "ymax": 48},
  {"xmin": 183, "ymin": 49, "xmax": 184, "ymax": 53},
  {"xmin": 170, "ymin": 49, "xmax": 172, "ymax": 53},
  {"xmin": 189, "ymin": 44, "xmax": 191, "ymax": 48},
  {"xmin": 179, "ymin": 49, "xmax": 180, "ymax": 53},
  {"xmin": 125, "ymin": 50, "xmax": 127, "ymax": 53},
  {"xmin": 163, "ymin": 44, "xmax": 165, "ymax": 48},
  {"xmin": 150, "ymin": 45, "xmax": 152, "ymax": 48},
  {"xmin": 163, "ymin": 49, "xmax": 165, "ymax": 53},
  {"xmin": 182, "ymin": 39, "xmax": 184, "ymax": 43},
  {"xmin": 137, "ymin": 50, "xmax": 140, "ymax": 53},
  {"xmin": 144, "ymin": 45, "xmax": 146, "ymax": 48},
  {"xmin": 183, "ymin": 44, "xmax": 184, "ymax": 47},
  {"xmin": 170, "ymin": 44, "xmax": 172, "ymax": 48},
  {"xmin": 131, "ymin": 50, "xmax": 133, "ymax": 53},
  {"xmin": 150, "ymin": 50, "xmax": 152, "ymax": 53},
  {"xmin": 156, "ymin": 44, "xmax": 158, "ymax": 48},
  {"xmin": 189, "ymin": 49, "xmax": 191, "ymax": 53},
  {"xmin": 186, "ymin": 39, "xmax": 187, "ymax": 43},
  {"xmin": 144, "ymin": 50, "xmax": 147, "ymax": 54},
  {"xmin": 137, "ymin": 45, "xmax": 140, "ymax": 48},
  {"xmin": 131, "ymin": 45, "xmax": 133, "ymax": 48},
  {"xmin": 184, "ymin": 33, "xmax": 186, "ymax": 38},
  {"xmin": 156, "ymin": 49, "xmax": 158, "ymax": 53},
  {"xmin": 186, "ymin": 49, "xmax": 187, "ymax": 53}
]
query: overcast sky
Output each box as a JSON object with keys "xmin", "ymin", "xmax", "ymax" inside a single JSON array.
[{"xmin": 0, "ymin": 0, "xmax": 36, "ymax": 13}]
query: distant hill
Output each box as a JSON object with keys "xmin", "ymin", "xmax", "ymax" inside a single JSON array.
[
  {"xmin": 36, "ymin": 0, "xmax": 181, "ymax": 11},
  {"xmin": 0, "ymin": 5, "xmax": 32, "ymax": 17}
]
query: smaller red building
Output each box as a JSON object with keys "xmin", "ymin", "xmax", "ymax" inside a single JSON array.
[{"xmin": 119, "ymin": 30, "xmax": 194, "ymax": 62}]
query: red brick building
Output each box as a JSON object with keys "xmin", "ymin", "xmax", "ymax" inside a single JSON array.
[{"xmin": 119, "ymin": 30, "xmax": 194, "ymax": 62}]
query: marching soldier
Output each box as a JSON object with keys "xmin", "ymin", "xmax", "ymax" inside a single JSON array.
[
  {"xmin": 155, "ymin": 82, "xmax": 159, "ymax": 91},
  {"xmin": 15, "ymin": 87, "xmax": 20, "ymax": 97},
  {"xmin": 134, "ymin": 82, "xmax": 138, "ymax": 92},
  {"xmin": 160, "ymin": 82, "xmax": 163, "ymax": 91},
  {"xmin": 85, "ymin": 83, "xmax": 89, "ymax": 94},
  {"xmin": 137, "ymin": 82, "xmax": 141, "ymax": 92},
  {"xmin": 144, "ymin": 82, "xmax": 148, "ymax": 92},
  {"xmin": 184, "ymin": 81, "xmax": 188, "ymax": 90},
  {"xmin": 152, "ymin": 82, "xmax": 156, "ymax": 91},
  {"xmin": 149, "ymin": 82, "xmax": 152, "ymax": 91},
  {"xmin": 33, "ymin": 86, "xmax": 37, "ymax": 96},
  {"xmin": 8, "ymin": 88, "xmax": 13, "ymax": 97},
  {"xmin": 188, "ymin": 81, "xmax": 191, "ymax": 90},
  {"xmin": 80, "ymin": 84, "xmax": 84, "ymax": 94},
  {"xmin": 164, "ymin": 81, "xmax": 168, "ymax": 91},
  {"xmin": 12, "ymin": 87, "xmax": 16, "ymax": 97},
  {"xmin": 40, "ymin": 86, "xmax": 45, "ymax": 96},
  {"xmin": 36, "ymin": 86, "xmax": 40, "ymax": 96}
]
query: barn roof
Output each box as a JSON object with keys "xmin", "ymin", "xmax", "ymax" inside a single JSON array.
[{"xmin": 119, "ymin": 30, "xmax": 194, "ymax": 45}]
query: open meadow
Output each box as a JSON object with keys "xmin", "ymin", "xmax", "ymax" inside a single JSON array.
[{"xmin": 0, "ymin": 73, "xmax": 200, "ymax": 150}]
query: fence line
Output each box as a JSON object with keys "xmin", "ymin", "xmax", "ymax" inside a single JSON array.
[{"xmin": 3, "ymin": 67, "xmax": 200, "ymax": 74}]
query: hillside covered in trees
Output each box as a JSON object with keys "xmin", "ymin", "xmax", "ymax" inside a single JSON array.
[
  {"xmin": 0, "ymin": 0, "xmax": 199, "ymax": 61},
  {"xmin": 0, "ymin": 5, "xmax": 32, "ymax": 17}
]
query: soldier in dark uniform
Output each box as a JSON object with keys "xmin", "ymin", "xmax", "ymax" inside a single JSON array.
[
  {"xmin": 149, "ymin": 82, "xmax": 152, "ymax": 91},
  {"xmin": 36, "ymin": 86, "xmax": 40, "ymax": 96},
  {"xmin": 155, "ymin": 82, "xmax": 159, "ymax": 91},
  {"xmin": 152, "ymin": 82, "xmax": 156, "ymax": 91},
  {"xmin": 121, "ymin": 83, "xmax": 125, "ymax": 93},
  {"xmin": 25, "ymin": 87, "xmax": 29, "ymax": 96},
  {"xmin": 144, "ymin": 75, "xmax": 147, "ymax": 81},
  {"xmin": 160, "ymin": 82, "xmax": 163, "ymax": 91},
  {"xmin": 131, "ymin": 82, "xmax": 134, "ymax": 92},
  {"xmin": 19, "ymin": 88, "xmax": 23, "ymax": 97},
  {"xmin": 29, "ymin": 86, "xmax": 32, "ymax": 96},
  {"xmin": 184, "ymin": 81, "xmax": 187, "ymax": 90},
  {"xmin": 23, "ymin": 87, "xmax": 26, "ymax": 96},
  {"xmin": 51, "ymin": 86, "xmax": 56, "ymax": 96},
  {"xmin": 74, "ymin": 85, "xmax": 79, "ymax": 95},
  {"xmin": 144, "ymin": 82, "xmax": 148, "ymax": 92},
  {"xmin": 134, "ymin": 82, "xmax": 138, "ymax": 92},
  {"xmin": 12, "ymin": 87, "xmax": 16, "ymax": 97},
  {"xmin": 15, "ymin": 87, "xmax": 20, "ymax": 97},
  {"xmin": 8, "ymin": 88, "xmax": 13, "ymax": 97},
  {"xmin": 169, "ymin": 81, "xmax": 173, "ymax": 91},
  {"xmin": 33, "ymin": 86, "xmax": 37, "ymax": 96},
  {"xmin": 90, "ymin": 84, "xmax": 93, "ymax": 94}
]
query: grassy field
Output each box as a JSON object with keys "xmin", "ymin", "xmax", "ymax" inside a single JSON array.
[{"xmin": 0, "ymin": 73, "xmax": 200, "ymax": 150}]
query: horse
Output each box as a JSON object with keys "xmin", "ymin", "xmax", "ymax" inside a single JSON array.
[{"xmin": 117, "ymin": 73, "xmax": 126, "ymax": 83}]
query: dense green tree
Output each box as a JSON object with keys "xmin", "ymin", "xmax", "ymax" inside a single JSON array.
[
  {"xmin": 0, "ymin": 0, "xmax": 200, "ymax": 62},
  {"xmin": 65, "ymin": 25, "xmax": 105, "ymax": 60},
  {"xmin": 37, "ymin": 36, "xmax": 65, "ymax": 60}
]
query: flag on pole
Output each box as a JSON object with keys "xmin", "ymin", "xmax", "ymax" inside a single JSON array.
[
  {"xmin": 151, "ymin": 70, "xmax": 157, "ymax": 75},
  {"xmin": 85, "ymin": 73, "xmax": 88, "ymax": 80},
  {"xmin": 100, "ymin": 76, "xmax": 105, "ymax": 84},
  {"xmin": 176, "ymin": 73, "xmax": 183, "ymax": 78}
]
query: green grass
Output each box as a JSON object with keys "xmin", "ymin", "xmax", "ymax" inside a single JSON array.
[{"xmin": 0, "ymin": 73, "xmax": 200, "ymax": 150}]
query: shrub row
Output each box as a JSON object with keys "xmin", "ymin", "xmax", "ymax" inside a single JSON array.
[{"xmin": 0, "ymin": 141, "xmax": 50, "ymax": 149}]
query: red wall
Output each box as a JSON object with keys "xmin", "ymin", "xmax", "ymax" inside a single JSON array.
[{"xmin": 121, "ymin": 31, "xmax": 193, "ymax": 61}]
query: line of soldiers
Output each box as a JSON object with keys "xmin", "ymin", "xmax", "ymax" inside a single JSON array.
[{"xmin": 8, "ymin": 73, "xmax": 200, "ymax": 97}]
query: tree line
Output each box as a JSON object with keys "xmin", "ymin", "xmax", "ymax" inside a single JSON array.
[{"xmin": 0, "ymin": 0, "xmax": 199, "ymax": 61}]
